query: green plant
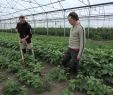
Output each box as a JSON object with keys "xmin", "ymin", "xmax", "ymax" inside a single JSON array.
[
  {"xmin": 0, "ymin": 47, "xmax": 49, "ymax": 93},
  {"xmin": 0, "ymin": 72, "xmax": 6, "ymax": 83},
  {"xmin": 47, "ymin": 66, "xmax": 67, "ymax": 81},
  {"xmin": 7, "ymin": 61, "xmax": 21, "ymax": 73},
  {"xmin": 69, "ymin": 75, "xmax": 113, "ymax": 95},
  {"xmin": 17, "ymin": 69, "xmax": 50, "ymax": 93},
  {"xmin": 1, "ymin": 32, "xmax": 113, "ymax": 95},
  {"xmin": 60, "ymin": 89, "xmax": 73, "ymax": 95},
  {"xmin": 2, "ymin": 80, "xmax": 27, "ymax": 95}
]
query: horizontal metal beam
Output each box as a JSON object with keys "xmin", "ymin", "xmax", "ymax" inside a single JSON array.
[
  {"xmin": 0, "ymin": 1, "xmax": 113, "ymax": 21},
  {"xmin": 1, "ymin": 13, "xmax": 113, "ymax": 24}
]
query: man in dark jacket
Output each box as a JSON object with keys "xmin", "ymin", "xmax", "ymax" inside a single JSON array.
[{"xmin": 16, "ymin": 16, "xmax": 32, "ymax": 54}]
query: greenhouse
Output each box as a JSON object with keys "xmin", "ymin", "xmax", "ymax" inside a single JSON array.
[{"xmin": 0, "ymin": 0, "xmax": 113, "ymax": 95}]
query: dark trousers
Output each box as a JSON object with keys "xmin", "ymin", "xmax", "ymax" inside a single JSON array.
[{"xmin": 62, "ymin": 48, "xmax": 80, "ymax": 74}]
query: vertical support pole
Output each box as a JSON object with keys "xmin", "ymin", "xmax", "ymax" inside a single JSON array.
[
  {"xmin": 33, "ymin": 15, "xmax": 36, "ymax": 34},
  {"xmin": 63, "ymin": 10, "xmax": 66, "ymax": 37},
  {"xmin": 87, "ymin": 0, "xmax": 91, "ymax": 39},
  {"xmin": 46, "ymin": 13, "xmax": 49, "ymax": 35},
  {"xmin": 88, "ymin": 7, "xmax": 91, "ymax": 39}
]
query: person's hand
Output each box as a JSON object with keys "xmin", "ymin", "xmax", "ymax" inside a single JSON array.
[
  {"xmin": 77, "ymin": 56, "xmax": 80, "ymax": 61},
  {"xmin": 21, "ymin": 38, "xmax": 27, "ymax": 44}
]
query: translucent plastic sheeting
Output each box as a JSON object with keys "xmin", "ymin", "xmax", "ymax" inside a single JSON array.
[{"xmin": 0, "ymin": 0, "xmax": 113, "ymax": 19}]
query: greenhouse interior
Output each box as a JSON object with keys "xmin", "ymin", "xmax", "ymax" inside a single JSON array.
[{"xmin": 0, "ymin": 0, "xmax": 113, "ymax": 95}]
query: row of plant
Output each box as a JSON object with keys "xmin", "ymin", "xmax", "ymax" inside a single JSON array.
[
  {"xmin": 35, "ymin": 44, "xmax": 113, "ymax": 91},
  {"xmin": 0, "ymin": 33, "xmax": 113, "ymax": 94},
  {"xmin": 0, "ymin": 47, "xmax": 50, "ymax": 93},
  {"xmin": 1, "ymin": 27, "xmax": 113, "ymax": 40},
  {"xmin": 0, "ymin": 45, "xmax": 68, "ymax": 81},
  {"xmin": 68, "ymin": 74, "xmax": 113, "ymax": 95},
  {"xmin": 2, "ymin": 80, "xmax": 27, "ymax": 95},
  {"xmin": 0, "ymin": 38, "xmax": 113, "ymax": 95},
  {"xmin": 0, "ymin": 39, "xmax": 113, "ymax": 78},
  {"xmin": 60, "ymin": 74, "xmax": 113, "ymax": 95},
  {"xmin": 0, "ymin": 39, "xmax": 65, "ymax": 64},
  {"xmin": 1, "ymin": 32, "xmax": 113, "ymax": 49},
  {"xmin": 0, "ymin": 57, "xmax": 27, "ymax": 95},
  {"xmin": 0, "ymin": 47, "xmax": 70, "ymax": 94}
]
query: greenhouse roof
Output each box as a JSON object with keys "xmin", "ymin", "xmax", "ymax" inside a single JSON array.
[{"xmin": 0, "ymin": 0, "xmax": 113, "ymax": 20}]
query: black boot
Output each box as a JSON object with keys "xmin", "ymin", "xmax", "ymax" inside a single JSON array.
[
  {"xmin": 22, "ymin": 49, "xmax": 26, "ymax": 54},
  {"xmin": 69, "ymin": 63, "xmax": 80, "ymax": 79}
]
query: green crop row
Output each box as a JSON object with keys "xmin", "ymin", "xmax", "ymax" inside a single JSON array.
[
  {"xmin": 0, "ymin": 33, "xmax": 113, "ymax": 94},
  {"xmin": 0, "ymin": 39, "xmax": 113, "ymax": 95},
  {"xmin": 0, "ymin": 47, "xmax": 50, "ymax": 93},
  {"xmin": 1, "ymin": 27, "xmax": 113, "ymax": 40}
]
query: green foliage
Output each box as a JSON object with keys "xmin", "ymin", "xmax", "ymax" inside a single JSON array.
[
  {"xmin": 1, "ymin": 27, "xmax": 113, "ymax": 40},
  {"xmin": 17, "ymin": 69, "xmax": 50, "ymax": 93},
  {"xmin": 0, "ymin": 33, "xmax": 113, "ymax": 94},
  {"xmin": 0, "ymin": 72, "xmax": 6, "ymax": 83},
  {"xmin": 60, "ymin": 89, "xmax": 73, "ymax": 95},
  {"xmin": 0, "ymin": 47, "xmax": 50, "ymax": 93},
  {"xmin": 47, "ymin": 66, "xmax": 67, "ymax": 81},
  {"xmin": 69, "ymin": 75, "xmax": 113, "ymax": 95},
  {"xmin": 2, "ymin": 80, "xmax": 27, "ymax": 95},
  {"xmin": 86, "ymin": 27, "xmax": 113, "ymax": 40}
]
